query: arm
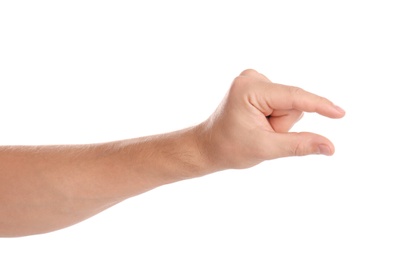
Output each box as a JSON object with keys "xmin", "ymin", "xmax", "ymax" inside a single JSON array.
[{"xmin": 0, "ymin": 69, "xmax": 345, "ymax": 237}]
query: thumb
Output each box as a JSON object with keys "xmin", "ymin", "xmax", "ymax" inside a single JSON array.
[{"xmin": 265, "ymin": 132, "xmax": 335, "ymax": 158}]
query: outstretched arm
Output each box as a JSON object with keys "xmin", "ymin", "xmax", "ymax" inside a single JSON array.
[{"xmin": 0, "ymin": 69, "xmax": 345, "ymax": 237}]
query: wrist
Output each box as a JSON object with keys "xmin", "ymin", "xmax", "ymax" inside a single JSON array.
[
  {"xmin": 192, "ymin": 120, "xmax": 230, "ymax": 175},
  {"xmin": 128, "ymin": 125, "xmax": 217, "ymax": 184}
]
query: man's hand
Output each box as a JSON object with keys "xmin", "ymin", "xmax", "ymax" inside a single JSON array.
[{"xmin": 196, "ymin": 69, "xmax": 345, "ymax": 171}]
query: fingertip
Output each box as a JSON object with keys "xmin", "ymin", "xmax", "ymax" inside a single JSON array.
[
  {"xmin": 317, "ymin": 144, "xmax": 333, "ymax": 156},
  {"xmin": 323, "ymin": 104, "xmax": 346, "ymax": 119},
  {"xmin": 332, "ymin": 105, "xmax": 346, "ymax": 117}
]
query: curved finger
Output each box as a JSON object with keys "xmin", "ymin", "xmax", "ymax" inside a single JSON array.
[{"xmin": 268, "ymin": 110, "xmax": 304, "ymax": 133}]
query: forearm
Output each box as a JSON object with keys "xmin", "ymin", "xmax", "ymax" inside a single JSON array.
[{"xmin": 0, "ymin": 125, "xmax": 210, "ymax": 237}]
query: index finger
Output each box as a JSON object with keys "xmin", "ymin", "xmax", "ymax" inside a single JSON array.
[{"xmin": 255, "ymin": 81, "xmax": 346, "ymax": 118}]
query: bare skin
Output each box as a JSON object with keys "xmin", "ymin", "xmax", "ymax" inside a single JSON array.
[{"xmin": 0, "ymin": 69, "xmax": 345, "ymax": 237}]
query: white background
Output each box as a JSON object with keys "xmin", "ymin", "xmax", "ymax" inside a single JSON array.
[{"xmin": 1, "ymin": 1, "xmax": 417, "ymax": 259}]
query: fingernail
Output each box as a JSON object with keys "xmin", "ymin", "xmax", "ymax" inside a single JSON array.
[
  {"xmin": 318, "ymin": 144, "xmax": 332, "ymax": 156},
  {"xmin": 333, "ymin": 105, "xmax": 345, "ymax": 114}
]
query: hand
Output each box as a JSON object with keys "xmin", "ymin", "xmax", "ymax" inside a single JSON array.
[{"xmin": 196, "ymin": 69, "xmax": 345, "ymax": 170}]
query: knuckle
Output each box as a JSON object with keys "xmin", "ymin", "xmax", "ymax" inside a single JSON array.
[
  {"xmin": 239, "ymin": 68, "xmax": 258, "ymax": 77},
  {"xmin": 289, "ymin": 86, "xmax": 304, "ymax": 96},
  {"xmin": 230, "ymin": 75, "xmax": 253, "ymax": 93},
  {"xmin": 292, "ymin": 139, "xmax": 310, "ymax": 156}
]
